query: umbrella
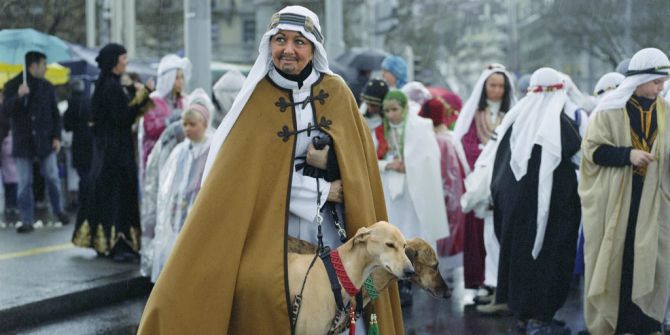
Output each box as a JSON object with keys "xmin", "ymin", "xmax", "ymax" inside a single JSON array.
[
  {"xmin": 0, "ymin": 62, "xmax": 70, "ymax": 87},
  {"xmin": 336, "ymin": 48, "xmax": 388, "ymax": 71},
  {"xmin": 0, "ymin": 28, "xmax": 71, "ymax": 65}
]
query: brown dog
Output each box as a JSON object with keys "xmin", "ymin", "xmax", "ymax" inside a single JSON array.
[
  {"xmin": 288, "ymin": 236, "xmax": 450, "ymax": 300},
  {"xmin": 288, "ymin": 221, "xmax": 414, "ymax": 335}
]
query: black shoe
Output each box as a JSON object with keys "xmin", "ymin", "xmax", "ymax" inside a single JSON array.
[
  {"xmin": 16, "ymin": 224, "xmax": 34, "ymax": 233},
  {"xmin": 57, "ymin": 212, "xmax": 70, "ymax": 225}
]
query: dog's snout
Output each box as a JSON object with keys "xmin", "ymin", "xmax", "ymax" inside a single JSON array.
[{"xmin": 403, "ymin": 267, "xmax": 415, "ymax": 278}]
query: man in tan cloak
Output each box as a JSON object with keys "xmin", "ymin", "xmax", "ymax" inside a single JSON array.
[
  {"xmin": 580, "ymin": 48, "xmax": 670, "ymax": 335},
  {"xmin": 137, "ymin": 5, "xmax": 404, "ymax": 335}
]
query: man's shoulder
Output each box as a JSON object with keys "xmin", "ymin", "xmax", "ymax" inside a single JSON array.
[
  {"xmin": 318, "ymin": 73, "xmax": 348, "ymax": 90},
  {"xmin": 4, "ymin": 74, "xmax": 22, "ymax": 92}
]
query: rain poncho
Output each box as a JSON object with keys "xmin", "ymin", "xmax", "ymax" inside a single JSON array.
[{"xmin": 150, "ymin": 134, "xmax": 211, "ymax": 282}]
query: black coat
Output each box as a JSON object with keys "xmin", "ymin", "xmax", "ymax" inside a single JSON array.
[
  {"xmin": 63, "ymin": 91, "xmax": 93, "ymax": 173},
  {"xmin": 2, "ymin": 72, "xmax": 61, "ymax": 158},
  {"xmin": 90, "ymin": 73, "xmax": 142, "ymax": 170},
  {"xmin": 491, "ymin": 112, "xmax": 582, "ymax": 321}
]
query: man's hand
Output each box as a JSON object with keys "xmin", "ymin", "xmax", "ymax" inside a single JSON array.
[
  {"xmin": 52, "ymin": 139, "xmax": 61, "ymax": 154},
  {"xmin": 630, "ymin": 149, "xmax": 654, "ymax": 167},
  {"xmin": 18, "ymin": 84, "xmax": 30, "ymax": 98},
  {"xmin": 306, "ymin": 143, "xmax": 329, "ymax": 170},
  {"xmin": 327, "ymin": 180, "xmax": 343, "ymax": 203}
]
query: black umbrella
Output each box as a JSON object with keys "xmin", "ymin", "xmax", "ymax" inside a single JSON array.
[{"xmin": 336, "ymin": 48, "xmax": 388, "ymax": 71}]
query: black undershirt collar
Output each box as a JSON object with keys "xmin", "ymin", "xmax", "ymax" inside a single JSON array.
[
  {"xmin": 273, "ymin": 62, "xmax": 313, "ymax": 89},
  {"xmin": 630, "ymin": 94, "xmax": 655, "ymax": 110}
]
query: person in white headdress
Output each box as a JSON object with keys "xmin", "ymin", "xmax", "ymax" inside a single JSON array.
[
  {"xmin": 454, "ymin": 63, "xmax": 516, "ymax": 303},
  {"xmin": 149, "ymin": 89, "xmax": 214, "ymax": 282},
  {"xmin": 211, "ymin": 69, "xmax": 245, "ymax": 128},
  {"xmin": 140, "ymin": 54, "xmax": 191, "ymax": 169},
  {"xmin": 490, "ymin": 67, "xmax": 581, "ymax": 334},
  {"xmin": 594, "ymin": 72, "xmax": 625, "ymax": 103},
  {"xmin": 581, "ymin": 48, "xmax": 670, "ymax": 335},
  {"xmin": 138, "ymin": 6, "xmax": 404, "ymax": 335}
]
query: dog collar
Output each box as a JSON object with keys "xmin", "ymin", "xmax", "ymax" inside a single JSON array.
[
  {"xmin": 364, "ymin": 276, "xmax": 379, "ymax": 301},
  {"xmin": 330, "ymin": 250, "xmax": 359, "ymax": 297}
]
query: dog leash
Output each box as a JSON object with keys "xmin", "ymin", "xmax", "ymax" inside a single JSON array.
[
  {"xmin": 291, "ymin": 175, "xmax": 338, "ymax": 331},
  {"xmin": 290, "ymin": 178, "xmax": 327, "ymax": 330}
]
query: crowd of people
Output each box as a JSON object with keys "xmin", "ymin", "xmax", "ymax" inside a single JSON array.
[{"xmin": 3, "ymin": 4, "xmax": 670, "ymax": 335}]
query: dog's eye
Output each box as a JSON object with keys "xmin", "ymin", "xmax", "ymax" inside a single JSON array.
[{"xmin": 385, "ymin": 242, "xmax": 396, "ymax": 249}]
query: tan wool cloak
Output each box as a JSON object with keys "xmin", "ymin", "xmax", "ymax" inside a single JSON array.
[
  {"xmin": 138, "ymin": 74, "xmax": 404, "ymax": 334},
  {"xmin": 579, "ymin": 99, "xmax": 670, "ymax": 335}
]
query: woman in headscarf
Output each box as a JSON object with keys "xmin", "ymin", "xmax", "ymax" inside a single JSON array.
[
  {"xmin": 211, "ymin": 69, "xmax": 245, "ymax": 128},
  {"xmin": 376, "ymin": 90, "xmax": 449, "ymax": 306},
  {"xmin": 72, "ymin": 43, "xmax": 152, "ymax": 261},
  {"xmin": 454, "ymin": 63, "xmax": 515, "ymax": 303},
  {"xmin": 381, "ymin": 55, "xmax": 408, "ymax": 89},
  {"xmin": 420, "ymin": 96, "xmax": 467, "ymax": 257},
  {"xmin": 138, "ymin": 6, "xmax": 404, "ymax": 334},
  {"xmin": 581, "ymin": 48, "xmax": 670, "ymax": 335},
  {"xmin": 490, "ymin": 67, "xmax": 581, "ymax": 334},
  {"xmin": 140, "ymin": 54, "xmax": 191, "ymax": 169},
  {"xmin": 149, "ymin": 89, "xmax": 213, "ymax": 282}
]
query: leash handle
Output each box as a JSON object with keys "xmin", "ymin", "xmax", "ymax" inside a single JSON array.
[{"xmin": 315, "ymin": 178, "xmax": 324, "ymax": 253}]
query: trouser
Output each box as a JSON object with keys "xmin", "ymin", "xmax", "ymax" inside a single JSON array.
[{"xmin": 15, "ymin": 152, "xmax": 62, "ymax": 225}]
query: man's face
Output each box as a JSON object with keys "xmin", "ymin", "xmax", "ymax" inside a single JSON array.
[
  {"xmin": 366, "ymin": 103, "xmax": 381, "ymax": 115},
  {"xmin": 270, "ymin": 30, "xmax": 314, "ymax": 75},
  {"xmin": 30, "ymin": 59, "xmax": 47, "ymax": 79},
  {"xmin": 635, "ymin": 78, "xmax": 667, "ymax": 99},
  {"xmin": 112, "ymin": 54, "xmax": 128, "ymax": 75}
]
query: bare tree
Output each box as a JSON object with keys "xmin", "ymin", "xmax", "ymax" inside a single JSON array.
[
  {"xmin": 543, "ymin": 0, "xmax": 670, "ymax": 67},
  {"xmin": 0, "ymin": 0, "xmax": 86, "ymax": 46}
]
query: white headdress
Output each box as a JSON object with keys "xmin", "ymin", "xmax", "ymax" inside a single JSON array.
[
  {"xmin": 202, "ymin": 6, "xmax": 334, "ymax": 181},
  {"xmin": 593, "ymin": 48, "xmax": 670, "ymax": 113},
  {"xmin": 453, "ymin": 64, "xmax": 516, "ymax": 141},
  {"xmin": 593, "ymin": 72, "xmax": 625, "ymax": 97},
  {"xmin": 151, "ymin": 54, "xmax": 192, "ymax": 99}
]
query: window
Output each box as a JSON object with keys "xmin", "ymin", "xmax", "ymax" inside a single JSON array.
[{"xmin": 243, "ymin": 18, "xmax": 255, "ymax": 44}]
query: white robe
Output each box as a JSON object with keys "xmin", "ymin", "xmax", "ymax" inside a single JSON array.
[{"xmin": 378, "ymin": 114, "xmax": 449, "ymax": 249}]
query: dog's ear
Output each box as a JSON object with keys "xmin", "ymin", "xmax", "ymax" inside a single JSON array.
[
  {"xmin": 352, "ymin": 227, "xmax": 372, "ymax": 246},
  {"xmin": 405, "ymin": 247, "xmax": 418, "ymax": 264}
]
